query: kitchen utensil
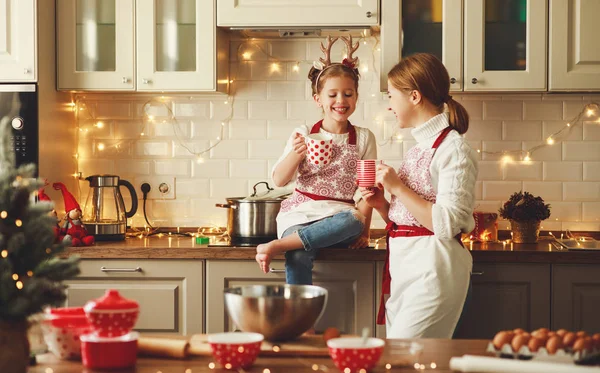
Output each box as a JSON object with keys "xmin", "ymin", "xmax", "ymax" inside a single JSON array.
[
  {"xmin": 138, "ymin": 336, "xmax": 190, "ymax": 359},
  {"xmin": 82, "ymin": 174, "xmax": 138, "ymax": 241},
  {"xmin": 80, "ymin": 331, "xmax": 138, "ymax": 370},
  {"xmin": 41, "ymin": 307, "xmax": 92, "ymax": 360},
  {"xmin": 83, "ymin": 289, "xmax": 139, "ymax": 337},
  {"xmin": 327, "ymin": 337, "xmax": 385, "ymax": 372},
  {"xmin": 223, "ymin": 284, "xmax": 328, "ymax": 341},
  {"xmin": 306, "ymin": 133, "xmax": 333, "ymax": 166},
  {"xmin": 207, "ymin": 332, "xmax": 263, "ymax": 370},
  {"xmin": 216, "ymin": 182, "xmax": 286, "ymax": 242}
]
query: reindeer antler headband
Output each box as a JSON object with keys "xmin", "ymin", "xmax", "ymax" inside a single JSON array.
[{"xmin": 313, "ymin": 35, "xmax": 360, "ymax": 86}]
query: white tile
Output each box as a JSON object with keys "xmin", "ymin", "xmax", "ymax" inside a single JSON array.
[
  {"xmin": 115, "ymin": 160, "xmax": 151, "ymax": 176},
  {"xmin": 522, "ymin": 142, "xmax": 561, "ymax": 161},
  {"xmin": 80, "ymin": 118, "xmax": 112, "ymax": 137},
  {"xmin": 538, "ymin": 221, "xmax": 563, "ymax": 232},
  {"xmin": 377, "ymin": 142, "xmax": 404, "ymax": 161},
  {"xmin": 79, "ymin": 159, "xmax": 115, "ymax": 176},
  {"xmin": 477, "ymin": 161, "xmax": 503, "ymax": 180},
  {"xmin": 542, "ymin": 94, "xmax": 583, "ymax": 101},
  {"xmin": 232, "ymin": 81, "xmax": 268, "ymax": 100},
  {"xmin": 503, "ymin": 121, "xmax": 542, "ymax": 141},
  {"xmin": 135, "ymin": 141, "xmax": 169, "ymax": 157},
  {"xmin": 583, "ymin": 122, "xmax": 600, "ymax": 141},
  {"xmin": 461, "ymin": 94, "xmax": 502, "ymax": 101},
  {"xmin": 307, "ymin": 40, "xmax": 346, "ymax": 64},
  {"xmin": 248, "ymin": 140, "xmax": 286, "ymax": 159},
  {"xmin": 563, "ymin": 182, "xmax": 600, "ymax": 201},
  {"xmin": 192, "ymin": 159, "xmax": 229, "ymax": 178},
  {"xmin": 173, "ymin": 101, "xmax": 209, "ymax": 118},
  {"xmin": 229, "ymin": 61, "xmax": 252, "ymax": 80},
  {"xmin": 365, "ymin": 101, "xmax": 396, "ymax": 122},
  {"xmin": 547, "ymin": 202, "xmax": 581, "ymax": 221},
  {"xmin": 172, "ymin": 140, "xmax": 210, "ymax": 157},
  {"xmin": 582, "ymin": 202, "xmax": 600, "ymax": 222},
  {"xmin": 176, "ymin": 179, "xmax": 209, "ymax": 197},
  {"xmin": 543, "ymin": 162, "xmax": 582, "ymax": 181},
  {"xmin": 152, "ymin": 121, "xmax": 190, "ymax": 138},
  {"xmin": 483, "ymin": 101, "xmax": 522, "ymax": 120},
  {"xmin": 229, "ymin": 120, "xmax": 267, "ymax": 140},
  {"xmin": 229, "ymin": 160, "xmax": 268, "ymax": 178},
  {"xmin": 482, "ymin": 181, "xmax": 522, "ymax": 200},
  {"xmin": 504, "ymin": 162, "xmax": 542, "ymax": 181},
  {"xmin": 473, "ymin": 201, "xmax": 502, "ymax": 214},
  {"xmin": 522, "ymin": 182, "xmax": 562, "ymax": 201},
  {"xmin": 563, "ymin": 142, "xmax": 600, "ymax": 161},
  {"xmin": 464, "ymin": 120, "xmax": 502, "ymax": 141},
  {"xmin": 563, "ymin": 101, "xmax": 587, "ymax": 120},
  {"xmin": 209, "ymin": 140, "xmax": 248, "ymax": 159},
  {"xmin": 231, "ymin": 40, "xmax": 269, "ymax": 62},
  {"xmin": 583, "ymin": 162, "xmax": 600, "ymax": 181},
  {"xmin": 267, "ymin": 120, "xmax": 305, "ymax": 140},
  {"xmin": 561, "ymin": 221, "xmax": 600, "ymax": 231},
  {"xmin": 114, "ymin": 120, "xmax": 146, "ymax": 139},
  {"xmin": 251, "ymin": 62, "xmax": 286, "ymax": 80},
  {"xmin": 249, "ymin": 101, "xmax": 287, "ymax": 120},
  {"xmin": 210, "ymin": 100, "xmax": 235, "ymax": 120},
  {"xmin": 460, "ymin": 100, "xmax": 483, "ymax": 120},
  {"xmin": 501, "ymin": 94, "xmax": 542, "ymax": 101},
  {"xmin": 481, "ymin": 141, "xmax": 522, "ymax": 161},
  {"xmin": 95, "ymin": 101, "xmax": 132, "ymax": 119},
  {"xmin": 152, "ymin": 200, "xmax": 190, "ymax": 220},
  {"xmin": 192, "ymin": 199, "xmax": 227, "ymax": 224},
  {"xmin": 287, "ymin": 101, "xmax": 321, "ymax": 121},
  {"xmin": 542, "ymin": 121, "xmax": 582, "ymax": 141},
  {"xmin": 210, "ymin": 179, "xmax": 248, "ymax": 199},
  {"xmin": 268, "ymin": 81, "xmax": 306, "ymax": 100},
  {"xmin": 139, "ymin": 102, "xmax": 170, "ymax": 118},
  {"xmin": 191, "ymin": 120, "xmax": 227, "ymax": 140},
  {"xmin": 154, "ymin": 160, "xmax": 190, "ymax": 176},
  {"xmin": 286, "ymin": 61, "xmax": 312, "ymax": 81},
  {"xmin": 268, "ymin": 40, "xmax": 307, "ymax": 60},
  {"xmin": 523, "ymin": 101, "xmax": 562, "ymax": 121},
  {"xmin": 231, "ymin": 100, "xmax": 249, "ymax": 120}
]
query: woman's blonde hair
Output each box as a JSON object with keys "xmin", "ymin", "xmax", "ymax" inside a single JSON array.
[{"xmin": 388, "ymin": 53, "xmax": 469, "ymax": 134}]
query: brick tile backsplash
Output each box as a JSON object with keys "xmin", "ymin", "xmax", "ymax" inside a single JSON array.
[{"xmin": 76, "ymin": 40, "xmax": 600, "ymax": 228}]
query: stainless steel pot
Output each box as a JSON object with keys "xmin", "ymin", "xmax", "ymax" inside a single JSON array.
[{"xmin": 216, "ymin": 182, "xmax": 285, "ymax": 240}]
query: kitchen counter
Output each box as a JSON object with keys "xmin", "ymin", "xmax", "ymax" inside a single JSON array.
[
  {"xmin": 31, "ymin": 338, "xmax": 490, "ymax": 373},
  {"xmin": 62, "ymin": 236, "xmax": 600, "ymax": 263}
]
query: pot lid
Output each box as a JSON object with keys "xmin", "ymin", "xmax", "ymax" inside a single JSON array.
[
  {"xmin": 84, "ymin": 289, "xmax": 139, "ymax": 312},
  {"xmin": 241, "ymin": 182, "xmax": 291, "ymax": 201}
]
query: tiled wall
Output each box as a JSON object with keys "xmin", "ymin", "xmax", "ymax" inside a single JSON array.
[{"xmin": 76, "ymin": 39, "xmax": 600, "ymax": 231}]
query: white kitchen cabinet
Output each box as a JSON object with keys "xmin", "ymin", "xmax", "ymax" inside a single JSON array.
[
  {"xmin": 382, "ymin": 0, "xmax": 547, "ymax": 92},
  {"xmin": 549, "ymin": 0, "xmax": 600, "ymax": 91},
  {"xmin": 217, "ymin": 0, "xmax": 379, "ymax": 27},
  {"xmin": 57, "ymin": 0, "xmax": 228, "ymax": 92},
  {"xmin": 0, "ymin": 0, "xmax": 37, "ymax": 82},
  {"xmin": 206, "ymin": 260, "xmax": 375, "ymax": 336},
  {"xmin": 64, "ymin": 259, "xmax": 204, "ymax": 336}
]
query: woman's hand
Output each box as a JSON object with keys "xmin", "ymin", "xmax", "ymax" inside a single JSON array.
[
  {"xmin": 359, "ymin": 186, "xmax": 387, "ymax": 210},
  {"xmin": 291, "ymin": 133, "xmax": 307, "ymax": 157},
  {"xmin": 376, "ymin": 163, "xmax": 404, "ymax": 195}
]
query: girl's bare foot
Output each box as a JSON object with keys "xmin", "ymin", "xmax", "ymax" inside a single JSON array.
[{"xmin": 256, "ymin": 242, "xmax": 274, "ymax": 273}]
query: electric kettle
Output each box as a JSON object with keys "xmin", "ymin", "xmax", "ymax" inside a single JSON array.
[{"xmin": 82, "ymin": 175, "xmax": 138, "ymax": 241}]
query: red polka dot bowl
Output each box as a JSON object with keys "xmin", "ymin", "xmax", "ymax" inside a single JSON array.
[
  {"xmin": 84, "ymin": 289, "xmax": 139, "ymax": 337},
  {"xmin": 80, "ymin": 331, "xmax": 138, "ymax": 370},
  {"xmin": 41, "ymin": 307, "xmax": 92, "ymax": 360},
  {"xmin": 207, "ymin": 332, "xmax": 264, "ymax": 370},
  {"xmin": 327, "ymin": 337, "xmax": 386, "ymax": 372}
]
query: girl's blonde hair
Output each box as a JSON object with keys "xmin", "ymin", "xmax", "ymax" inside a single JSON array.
[
  {"xmin": 308, "ymin": 64, "xmax": 360, "ymax": 95},
  {"xmin": 388, "ymin": 53, "xmax": 469, "ymax": 134}
]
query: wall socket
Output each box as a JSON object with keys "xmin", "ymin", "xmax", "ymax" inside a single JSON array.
[{"xmin": 135, "ymin": 177, "xmax": 176, "ymax": 200}]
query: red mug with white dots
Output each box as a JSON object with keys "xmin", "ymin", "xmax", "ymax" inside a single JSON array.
[{"xmin": 305, "ymin": 133, "xmax": 333, "ymax": 166}]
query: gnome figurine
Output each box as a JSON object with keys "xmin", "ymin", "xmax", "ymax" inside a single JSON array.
[
  {"xmin": 37, "ymin": 186, "xmax": 60, "ymax": 242},
  {"xmin": 52, "ymin": 182, "xmax": 95, "ymax": 247}
]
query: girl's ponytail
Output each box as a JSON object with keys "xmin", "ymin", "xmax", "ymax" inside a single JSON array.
[{"xmin": 446, "ymin": 97, "xmax": 469, "ymax": 134}]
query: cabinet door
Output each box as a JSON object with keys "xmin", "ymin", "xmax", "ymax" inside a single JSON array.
[
  {"xmin": 57, "ymin": 0, "xmax": 135, "ymax": 90},
  {"xmin": 136, "ymin": 0, "xmax": 219, "ymax": 91},
  {"xmin": 0, "ymin": 0, "xmax": 36, "ymax": 82},
  {"xmin": 217, "ymin": 0, "xmax": 379, "ymax": 27},
  {"xmin": 453, "ymin": 263, "xmax": 551, "ymax": 339},
  {"xmin": 552, "ymin": 264, "xmax": 600, "ymax": 334},
  {"xmin": 64, "ymin": 259, "xmax": 204, "ymax": 336},
  {"xmin": 380, "ymin": 0, "xmax": 462, "ymax": 92},
  {"xmin": 464, "ymin": 0, "xmax": 547, "ymax": 91},
  {"xmin": 549, "ymin": 0, "xmax": 600, "ymax": 91},
  {"xmin": 206, "ymin": 260, "xmax": 375, "ymax": 336}
]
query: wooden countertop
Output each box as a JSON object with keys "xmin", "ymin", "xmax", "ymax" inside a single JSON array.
[
  {"xmin": 31, "ymin": 338, "xmax": 489, "ymax": 373},
  {"xmin": 62, "ymin": 236, "xmax": 600, "ymax": 264}
]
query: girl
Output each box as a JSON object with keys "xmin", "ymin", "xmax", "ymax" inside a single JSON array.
[
  {"xmin": 363, "ymin": 53, "xmax": 478, "ymax": 338},
  {"xmin": 255, "ymin": 36, "xmax": 377, "ymax": 285}
]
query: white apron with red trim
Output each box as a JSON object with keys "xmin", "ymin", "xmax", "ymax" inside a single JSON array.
[{"xmin": 383, "ymin": 127, "xmax": 472, "ymax": 338}]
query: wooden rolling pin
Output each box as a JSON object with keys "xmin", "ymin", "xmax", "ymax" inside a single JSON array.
[{"xmin": 137, "ymin": 336, "xmax": 190, "ymax": 359}]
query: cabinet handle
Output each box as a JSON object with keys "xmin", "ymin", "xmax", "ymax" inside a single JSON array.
[
  {"xmin": 450, "ymin": 77, "xmax": 457, "ymax": 84},
  {"xmin": 269, "ymin": 268, "xmax": 285, "ymax": 274},
  {"xmin": 471, "ymin": 78, "xmax": 478, "ymax": 84},
  {"xmin": 122, "ymin": 77, "xmax": 130, "ymax": 83},
  {"xmin": 100, "ymin": 266, "xmax": 142, "ymax": 273},
  {"xmin": 142, "ymin": 79, "xmax": 152, "ymax": 84},
  {"xmin": 24, "ymin": 68, "xmax": 30, "ymax": 74},
  {"xmin": 366, "ymin": 11, "xmax": 373, "ymax": 18},
  {"xmin": 471, "ymin": 271, "xmax": 484, "ymax": 276}
]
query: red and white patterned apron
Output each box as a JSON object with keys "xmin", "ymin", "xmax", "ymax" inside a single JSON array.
[
  {"xmin": 377, "ymin": 126, "xmax": 463, "ymax": 325},
  {"xmin": 280, "ymin": 120, "xmax": 358, "ymax": 212}
]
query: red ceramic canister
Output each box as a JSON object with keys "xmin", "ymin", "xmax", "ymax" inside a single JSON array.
[{"xmin": 84, "ymin": 289, "xmax": 139, "ymax": 337}]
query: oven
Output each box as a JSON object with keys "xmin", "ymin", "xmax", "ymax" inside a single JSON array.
[{"xmin": 0, "ymin": 84, "xmax": 39, "ymax": 175}]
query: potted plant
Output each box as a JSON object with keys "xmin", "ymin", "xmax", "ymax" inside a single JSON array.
[
  {"xmin": 499, "ymin": 191, "xmax": 551, "ymax": 243},
  {"xmin": 0, "ymin": 121, "xmax": 80, "ymax": 373}
]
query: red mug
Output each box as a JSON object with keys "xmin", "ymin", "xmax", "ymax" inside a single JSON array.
[{"xmin": 357, "ymin": 160, "xmax": 382, "ymax": 187}]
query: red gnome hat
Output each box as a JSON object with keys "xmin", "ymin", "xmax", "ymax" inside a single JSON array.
[
  {"xmin": 52, "ymin": 182, "xmax": 81, "ymax": 213},
  {"xmin": 37, "ymin": 187, "xmax": 52, "ymax": 202}
]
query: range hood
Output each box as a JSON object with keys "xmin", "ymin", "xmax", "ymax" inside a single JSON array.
[{"xmin": 227, "ymin": 27, "xmax": 375, "ymax": 39}]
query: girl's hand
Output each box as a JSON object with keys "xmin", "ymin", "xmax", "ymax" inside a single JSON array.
[
  {"xmin": 348, "ymin": 232, "xmax": 369, "ymax": 249},
  {"xmin": 291, "ymin": 133, "xmax": 308, "ymax": 157},
  {"xmin": 359, "ymin": 186, "xmax": 387, "ymax": 210},
  {"xmin": 376, "ymin": 164, "xmax": 403, "ymax": 194}
]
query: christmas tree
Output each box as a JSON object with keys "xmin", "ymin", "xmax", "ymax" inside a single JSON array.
[{"xmin": 0, "ymin": 118, "xmax": 80, "ymax": 321}]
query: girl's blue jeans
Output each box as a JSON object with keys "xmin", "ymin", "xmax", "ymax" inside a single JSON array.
[{"xmin": 282, "ymin": 210, "xmax": 364, "ymax": 285}]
